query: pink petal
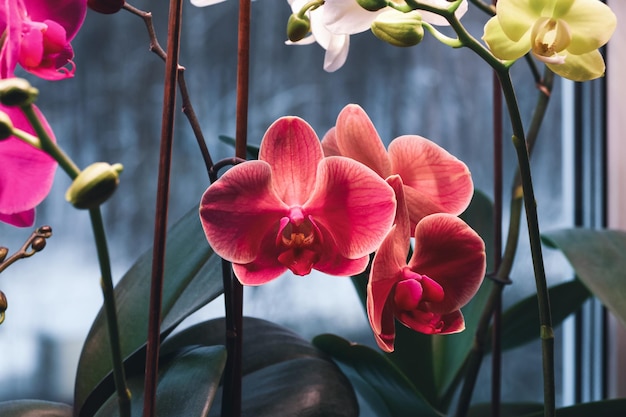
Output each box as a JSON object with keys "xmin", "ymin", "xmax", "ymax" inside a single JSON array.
[
  {"xmin": 258, "ymin": 117, "xmax": 323, "ymax": 206},
  {"xmin": 397, "ymin": 308, "xmax": 465, "ymax": 335},
  {"xmin": 0, "ymin": 104, "xmax": 57, "ymax": 227},
  {"xmin": 314, "ymin": 251, "xmax": 370, "ymax": 277},
  {"xmin": 389, "ymin": 135, "xmax": 473, "ymax": 225},
  {"xmin": 366, "ymin": 177, "xmax": 410, "ymax": 346},
  {"xmin": 199, "ymin": 161, "xmax": 289, "ymax": 264},
  {"xmin": 0, "ymin": 209, "xmax": 35, "ymax": 227},
  {"xmin": 304, "ymin": 156, "xmax": 396, "ymax": 259},
  {"xmin": 231, "ymin": 230, "xmax": 288, "ymax": 286},
  {"xmin": 24, "ymin": 0, "xmax": 87, "ymax": 42},
  {"xmin": 335, "ymin": 104, "xmax": 391, "ymax": 178},
  {"xmin": 19, "ymin": 22, "xmax": 45, "ymax": 68},
  {"xmin": 321, "ymin": 127, "xmax": 341, "ymax": 157},
  {"xmin": 408, "ymin": 214, "xmax": 486, "ymax": 314}
]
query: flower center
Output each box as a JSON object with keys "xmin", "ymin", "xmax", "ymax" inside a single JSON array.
[
  {"xmin": 530, "ymin": 17, "xmax": 571, "ymax": 64},
  {"xmin": 275, "ymin": 207, "xmax": 323, "ymax": 276}
]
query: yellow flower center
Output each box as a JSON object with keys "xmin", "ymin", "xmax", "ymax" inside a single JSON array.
[{"xmin": 530, "ymin": 17, "xmax": 571, "ymax": 64}]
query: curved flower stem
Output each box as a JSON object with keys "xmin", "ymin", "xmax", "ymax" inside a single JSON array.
[{"xmin": 19, "ymin": 104, "xmax": 131, "ymax": 417}]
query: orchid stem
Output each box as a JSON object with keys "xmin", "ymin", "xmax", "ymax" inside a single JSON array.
[
  {"xmin": 19, "ymin": 104, "xmax": 131, "ymax": 417},
  {"xmin": 142, "ymin": 0, "xmax": 184, "ymax": 415}
]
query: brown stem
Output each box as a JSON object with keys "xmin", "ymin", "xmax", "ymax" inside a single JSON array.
[{"xmin": 142, "ymin": 0, "xmax": 184, "ymax": 416}]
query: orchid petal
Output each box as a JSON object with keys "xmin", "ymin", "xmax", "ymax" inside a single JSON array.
[
  {"xmin": 305, "ymin": 156, "xmax": 396, "ymax": 259},
  {"xmin": 315, "ymin": 250, "xmax": 370, "ymax": 277},
  {"xmin": 323, "ymin": 32, "xmax": 350, "ymax": 72},
  {"xmin": 397, "ymin": 308, "xmax": 465, "ymax": 335},
  {"xmin": 389, "ymin": 135, "xmax": 473, "ymax": 220},
  {"xmin": 0, "ymin": 209, "xmax": 35, "ymax": 227},
  {"xmin": 483, "ymin": 16, "xmax": 532, "ymax": 60},
  {"xmin": 259, "ymin": 117, "xmax": 323, "ymax": 206},
  {"xmin": 335, "ymin": 104, "xmax": 391, "ymax": 178},
  {"xmin": 231, "ymin": 230, "xmax": 288, "ymax": 286},
  {"xmin": 496, "ymin": 0, "xmax": 542, "ymax": 42},
  {"xmin": 408, "ymin": 213, "xmax": 486, "ymax": 313},
  {"xmin": 560, "ymin": 0, "xmax": 616, "ymax": 55},
  {"xmin": 547, "ymin": 49, "xmax": 606, "ymax": 82},
  {"xmin": 321, "ymin": 127, "xmax": 341, "ymax": 157},
  {"xmin": 23, "ymin": 0, "xmax": 87, "ymax": 41},
  {"xmin": 0, "ymin": 105, "xmax": 57, "ymax": 227},
  {"xmin": 322, "ymin": 0, "xmax": 382, "ymax": 35},
  {"xmin": 367, "ymin": 176, "xmax": 409, "ymax": 342},
  {"xmin": 199, "ymin": 161, "xmax": 289, "ymax": 264}
]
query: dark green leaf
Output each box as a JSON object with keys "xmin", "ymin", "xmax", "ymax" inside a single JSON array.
[
  {"xmin": 543, "ymin": 228, "xmax": 626, "ymax": 328},
  {"xmin": 163, "ymin": 317, "xmax": 358, "ymax": 417},
  {"xmin": 492, "ymin": 279, "xmax": 590, "ymax": 352},
  {"xmin": 314, "ymin": 333, "xmax": 442, "ymax": 417},
  {"xmin": 0, "ymin": 400, "xmax": 72, "ymax": 417},
  {"xmin": 93, "ymin": 345, "xmax": 226, "ymax": 417},
  {"xmin": 74, "ymin": 208, "xmax": 223, "ymax": 416}
]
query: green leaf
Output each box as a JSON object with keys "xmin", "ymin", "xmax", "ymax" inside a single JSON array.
[
  {"xmin": 74, "ymin": 208, "xmax": 223, "ymax": 416},
  {"xmin": 93, "ymin": 345, "xmax": 226, "ymax": 417},
  {"xmin": 162, "ymin": 317, "xmax": 359, "ymax": 417},
  {"xmin": 314, "ymin": 333, "xmax": 442, "ymax": 417},
  {"xmin": 0, "ymin": 400, "xmax": 72, "ymax": 417},
  {"xmin": 492, "ymin": 279, "xmax": 590, "ymax": 352},
  {"xmin": 543, "ymin": 228, "xmax": 626, "ymax": 328},
  {"xmin": 521, "ymin": 399, "xmax": 626, "ymax": 417}
]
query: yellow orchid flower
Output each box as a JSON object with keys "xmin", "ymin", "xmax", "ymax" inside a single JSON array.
[{"xmin": 483, "ymin": 0, "xmax": 617, "ymax": 81}]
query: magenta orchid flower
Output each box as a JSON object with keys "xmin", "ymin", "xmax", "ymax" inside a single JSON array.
[
  {"xmin": 1, "ymin": 0, "xmax": 87, "ymax": 80},
  {"xmin": 367, "ymin": 175, "xmax": 485, "ymax": 352},
  {"xmin": 0, "ymin": 104, "xmax": 57, "ymax": 227},
  {"xmin": 200, "ymin": 116, "xmax": 397, "ymax": 285},
  {"xmin": 322, "ymin": 104, "xmax": 473, "ymax": 235}
]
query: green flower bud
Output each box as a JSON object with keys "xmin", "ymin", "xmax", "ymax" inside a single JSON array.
[
  {"xmin": 0, "ymin": 78, "xmax": 39, "ymax": 107},
  {"xmin": 356, "ymin": 0, "xmax": 387, "ymax": 12},
  {"xmin": 0, "ymin": 111, "xmax": 14, "ymax": 140},
  {"xmin": 287, "ymin": 13, "xmax": 311, "ymax": 42},
  {"xmin": 371, "ymin": 10, "xmax": 424, "ymax": 47},
  {"xmin": 66, "ymin": 162, "xmax": 124, "ymax": 209}
]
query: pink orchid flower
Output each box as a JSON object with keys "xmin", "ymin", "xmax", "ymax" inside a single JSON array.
[
  {"xmin": 200, "ymin": 116, "xmax": 397, "ymax": 285},
  {"xmin": 322, "ymin": 104, "xmax": 473, "ymax": 235},
  {"xmin": 367, "ymin": 175, "xmax": 485, "ymax": 352},
  {"xmin": 1, "ymin": 0, "xmax": 87, "ymax": 80},
  {"xmin": 0, "ymin": 104, "xmax": 57, "ymax": 227}
]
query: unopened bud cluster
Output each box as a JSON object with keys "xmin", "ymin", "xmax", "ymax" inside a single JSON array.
[{"xmin": 0, "ymin": 78, "xmax": 39, "ymax": 107}]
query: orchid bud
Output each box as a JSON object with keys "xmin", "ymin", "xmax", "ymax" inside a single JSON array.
[
  {"xmin": 371, "ymin": 10, "xmax": 424, "ymax": 47},
  {"xmin": 88, "ymin": 0, "xmax": 125, "ymax": 14},
  {"xmin": 0, "ymin": 247, "xmax": 8, "ymax": 262},
  {"xmin": 0, "ymin": 112, "xmax": 14, "ymax": 140},
  {"xmin": 287, "ymin": 13, "xmax": 311, "ymax": 42},
  {"xmin": 66, "ymin": 162, "xmax": 124, "ymax": 209},
  {"xmin": 356, "ymin": 0, "xmax": 387, "ymax": 12},
  {"xmin": 0, "ymin": 290, "xmax": 7, "ymax": 324},
  {"xmin": 0, "ymin": 78, "xmax": 39, "ymax": 107}
]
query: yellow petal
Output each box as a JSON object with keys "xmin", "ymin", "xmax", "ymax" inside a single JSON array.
[
  {"xmin": 560, "ymin": 0, "xmax": 617, "ymax": 55},
  {"xmin": 483, "ymin": 16, "xmax": 531, "ymax": 60},
  {"xmin": 547, "ymin": 49, "xmax": 606, "ymax": 81},
  {"xmin": 497, "ymin": 0, "xmax": 543, "ymax": 41}
]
